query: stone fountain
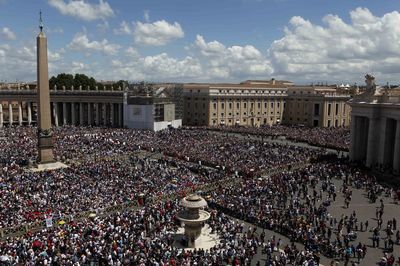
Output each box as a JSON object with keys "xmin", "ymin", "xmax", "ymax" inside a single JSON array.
[{"xmin": 177, "ymin": 194, "xmax": 211, "ymax": 248}]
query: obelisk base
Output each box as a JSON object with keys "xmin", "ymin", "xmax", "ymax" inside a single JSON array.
[
  {"xmin": 31, "ymin": 161, "xmax": 68, "ymax": 172},
  {"xmin": 38, "ymin": 148, "xmax": 55, "ymax": 164}
]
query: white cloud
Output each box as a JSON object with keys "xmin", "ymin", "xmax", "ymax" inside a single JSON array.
[
  {"xmin": 113, "ymin": 21, "xmax": 132, "ymax": 35},
  {"xmin": 134, "ymin": 20, "xmax": 184, "ymax": 46},
  {"xmin": 91, "ymin": 49, "xmax": 202, "ymax": 81},
  {"xmin": 1, "ymin": 27, "xmax": 16, "ymax": 40},
  {"xmin": 5, "ymin": 7, "xmax": 400, "ymax": 84},
  {"xmin": 0, "ymin": 44, "xmax": 63, "ymax": 81},
  {"xmin": 194, "ymin": 35, "xmax": 272, "ymax": 79},
  {"xmin": 125, "ymin": 46, "xmax": 139, "ymax": 58},
  {"xmin": 144, "ymin": 10, "xmax": 150, "ymax": 22},
  {"xmin": 269, "ymin": 7, "xmax": 400, "ymax": 82},
  {"xmin": 71, "ymin": 61, "xmax": 90, "ymax": 73},
  {"xmin": 68, "ymin": 32, "xmax": 120, "ymax": 55},
  {"xmin": 48, "ymin": 0, "xmax": 114, "ymax": 21},
  {"xmin": 96, "ymin": 21, "xmax": 109, "ymax": 32},
  {"xmin": 141, "ymin": 53, "xmax": 201, "ymax": 78}
]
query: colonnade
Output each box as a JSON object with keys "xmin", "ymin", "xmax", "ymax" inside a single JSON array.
[
  {"xmin": 350, "ymin": 115, "xmax": 400, "ymax": 174},
  {"xmin": 0, "ymin": 101, "xmax": 123, "ymax": 127}
]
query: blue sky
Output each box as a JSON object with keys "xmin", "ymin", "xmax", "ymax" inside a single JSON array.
[{"xmin": 1, "ymin": 0, "xmax": 400, "ymax": 84}]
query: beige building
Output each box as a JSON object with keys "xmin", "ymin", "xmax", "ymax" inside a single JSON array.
[
  {"xmin": 349, "ymin": 74, "xmax": 400, "ymax": 174},
  {"xmin": 183, "ymin": 79, "xmax": 289, "ymax": 126},
  {"xmin": 183, "ymin": 80, "xmax": 352, "ymax": 127},
  {"xmin": 283, "ymin": 86, "xmax": 352, "ymax": 127}
]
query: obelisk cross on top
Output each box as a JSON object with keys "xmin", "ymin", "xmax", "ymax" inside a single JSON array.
[{"xmin": 36, "ymin": 11, "xmax": 55, "ymax": 164}]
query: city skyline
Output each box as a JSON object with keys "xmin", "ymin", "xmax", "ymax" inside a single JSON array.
[{"xmin": 1, "ymin": 0, "xmax": 400, "ymax": 84}]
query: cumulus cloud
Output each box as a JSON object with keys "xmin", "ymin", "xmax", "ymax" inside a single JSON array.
[
  {"xmin": 71, "ymin": 61, "xmax": 90, "ymax": 73},
  {"xmin": 68, "ymin": 32, "xmax": 120, "ymax": 55},
  {"xmin": 134, "ymin": 20, "xmax": 184, "ymax": 46},
  {"xmin": 0, "ymin": 44, "xmax": 62, "ymax": 81},
  {"xmin": 125, "ymin": 46, "xmax": 139, "ymax": 58},
  {"xmin": 269, "ymin": 7, "xmax": 400, "ymax": 82},
  {"xmin": 194, "ymin": 35, "xmax": 272, "ymax": 79},
  {"xmin": 113, "ymin": 21, "xmax": 132, "ymax": 35},
  {"xmin": 48, "ymin": 0, "xmax": 114, "ymax": 21},
  {"xmin": 1, "ymin": 27, "xmax": 16, "ymax": 40},
  {"xmin": 5, "ymin": 7, "xmax": 400, "ymax": 84},
  {"xmin": 101, "ymin": 51, "xmax": 202, "ymax": 81}
]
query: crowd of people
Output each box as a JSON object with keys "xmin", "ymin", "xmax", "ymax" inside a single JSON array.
[
  {"xmin": 0, "ymin": 200, "xmax": 265, "ymax": 265},
  {"xmin": 0, "ymin": 125, "xmax": 399, "ymax": 265},
  {"xmin": 209, "ymin": 161, "xmax": 400, "ymax": 265},
  {"xmin": 195, "ymin": 125, "xmax": 350, "ymax": 151},
  {"xmin": 0, "ymin": 153, "xmax": 227, "ymax": 228},
  {"xmin": 1, "ymin": 126, "xmax": 324, "ymax": 176}
]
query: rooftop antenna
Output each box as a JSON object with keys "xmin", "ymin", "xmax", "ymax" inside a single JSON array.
[{"xmin": 39, "ymin": 10, "xmax": 43, "ymax": 32}]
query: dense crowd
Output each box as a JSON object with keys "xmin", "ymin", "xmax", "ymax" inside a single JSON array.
[
  {"xmin": 195, "ymin": 125, "xmax": 350, "ymax": 151},
  {"xmin": 143, "ymin": 130, "xmax": 320, "ymax": 176},
  {"xmin": 0, "ymin": 200, "xmax": 264, "ymax": 265},
  {"xmin": 0, "ymin": 125, "xmax": 399, "ymax": 265},
  {"xmin": 0, "ymin": 155, "xmax": 225, "ymax": 228},
  {"xmin": 1, "ymin": 126, "xmax": 323, "ymax": 229},
  {"xmin": 209, "ymin": 161, "xmax": 400, "ymax": 264},
  {"xmin": 0, "ymin": 126, "xmax": 323, "ymax": 176}
]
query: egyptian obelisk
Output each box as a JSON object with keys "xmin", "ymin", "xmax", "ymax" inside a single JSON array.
[{"xmin": 37, "ymin": 11, "xmax": 55, "ymax": 164}]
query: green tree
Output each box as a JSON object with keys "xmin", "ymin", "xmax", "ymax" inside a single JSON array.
[
  {"xmin": 115, "ymin": 80, "xmax": 127, "ymax": 90},
  {"xmin": 96, "ymin": 83, "xmax": 104, "ymax": 90},
  {"xmin": 49, "ymin": 73, "xmax": 74, "ymax": 89}
]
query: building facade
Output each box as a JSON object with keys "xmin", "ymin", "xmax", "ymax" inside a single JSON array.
[
  {"xmin": 183, "ymin": 80, "xmax": 352, "ymax": 127},
  {"xmin": 183, "ymin": 79, "xmax": 289, "ymax": 127},
  {"xmin": 349, "ymin": 75, "xmax": 400, "ymax": 175},
  {"xmin": 283, "ymin": 86, "xmax": 352, "ymax": 127},
  {"xmin": 0, "ymin": 85, "xmax": 124, "ymax": 128},
  {"xmin": 0, "ymin": 79, "xmax": 354, "ymax": 129}
]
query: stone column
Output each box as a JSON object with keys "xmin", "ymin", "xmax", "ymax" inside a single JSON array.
[
  {"xmin": 110, "ymin": 103, "xmax": 114, "ymax": 127},
  {"xmin": 393, "ymin": 120, "xmax": 400, "ymax": 174},
  {"xmin": 366, "ymin": 117, "xmax": 379, "ymax": 168},
  {"xmin": 8, "ymin": 103, "xmax": 13, "ymax": 125},
  {"xmin": 18, "ymin": 102, "xmax": 23, "ymax": 125},
  {"xmin": 378, "ymin": 118, "xmax": 387, "ymax": 166},
  {"xmin": 0, "ymin": 103, "xmax": 3, "ymax": 128},
  {"xmin": 53, "ymin": 102, "xmax": 59, "ymax": 127},
  {"xmin": 79, "ymin": 103, "xmax": 84, "ymax": 125},
  {"xmin": 102, "ymin": 103, "xmax": 107, "ymax": 126},
  {"xmin": 71, "ymin": 103, "xmax": 76, "ymax": 125},
  {"xmin": 88, "ymin": 103, "xmax": 93, "ymax": 125},
  {"xmin": 349, "ymin": 115, "xmax": 357, "ymax": 161},
  {"xmin": 118, "ymin": 103, "xmax": 123, "ymax": 127},
  {"xmin": 62, "ymin": 102, "xmax": 68, "ymax": 125},
  {"xmin": 27, "ymin": 102, "xmax": 32, "ymax": 125},
  {"xmin": 95, "ymin": 103, "xmax": 100, "ymax": 126}
]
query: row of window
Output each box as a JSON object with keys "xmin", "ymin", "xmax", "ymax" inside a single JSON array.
[
  {"xmin": 213, "ymin": 102, "xmax": 284, "ymax": 110},
  {"xmin": 212, "ymin": 112, "xmax": 281, "ymax": 117},
  {"xmin": 211, "ymin": 116, "xmax": 278, "ymax": 125}
]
